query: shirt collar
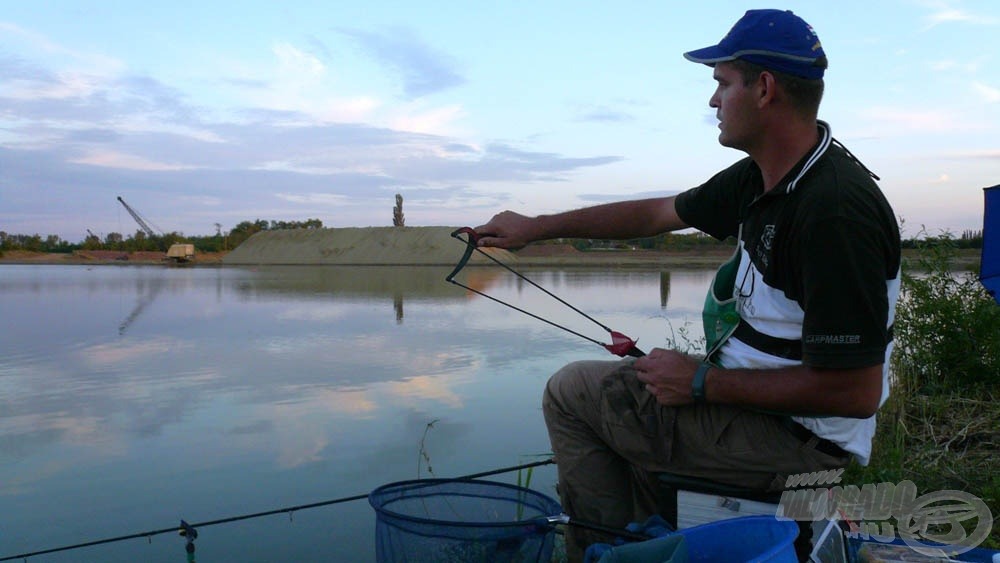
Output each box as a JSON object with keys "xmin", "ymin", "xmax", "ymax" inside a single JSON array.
[
  {"xmin": 750, "ymin": 120, "xmax": 833, "ymax": 202},
  {"xmin": 784, "ymin": 120, "xmax": 832, "ymax": 195}
]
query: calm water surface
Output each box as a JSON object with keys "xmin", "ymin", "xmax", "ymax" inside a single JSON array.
[{"xmin": 0, "ymin": 264, "xmax": 713, "ymax": 562}]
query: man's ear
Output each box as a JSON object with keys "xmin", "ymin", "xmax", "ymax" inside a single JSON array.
[{"xmin": 756, "ymin": 71, "xmax": 777, "ymax": 108}]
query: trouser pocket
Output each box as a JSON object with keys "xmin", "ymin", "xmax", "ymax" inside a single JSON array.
[{"xmin": 599, "ymin": 364, "xmax": 674, "ymax": 468}]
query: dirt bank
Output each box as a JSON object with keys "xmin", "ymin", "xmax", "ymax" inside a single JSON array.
[
  {"xmin": 220, "ymin": 226, "xmax": 734, "ymax": 268},
  {"xmin": 222, "ymin": 226, "xmax": 514, "ymax": 266}
]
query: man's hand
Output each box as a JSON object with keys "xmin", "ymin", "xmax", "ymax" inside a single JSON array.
[
  {"xmin": 474, "ymin": 211, "xmax": 538, "ymax": 250},
  {"xmin": 633, "ymin": 348, "xmax": 885, "ymax": 417},
  {"xmin": 632, "ymin": 348, "xmax": 701, "ymax": 406}
]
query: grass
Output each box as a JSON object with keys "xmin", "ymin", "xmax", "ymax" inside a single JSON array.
[{"xmin": 843, "ymin": 235, "xmax": 999, "ymax": 550}]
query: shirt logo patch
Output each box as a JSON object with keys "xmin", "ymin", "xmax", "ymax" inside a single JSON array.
[
  {"xmin": 805, "ymin": 334, "xmax": 862, "ymax": 345},
  {"xmin": 754, "ymin": 225, "xmax": 776, "ymax": 271},
  {"xmin": 762, "ymin": 225, "xmax": 776, "ymax": 251}
]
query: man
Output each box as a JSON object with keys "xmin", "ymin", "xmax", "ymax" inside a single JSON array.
[{"xmin": 475, "ymin": 9, "xmax": 901, "ymax": 561}]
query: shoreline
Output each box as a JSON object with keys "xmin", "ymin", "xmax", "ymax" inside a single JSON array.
[
  {"xmin": 0, "ymin": 250, "xmax": 227, "ymax": 266},
  {"xmin": 0, "ymin": 248, "xmax": 981, "ymax": 270},
  {"xmin": 0, "ymin": 249, "xmax": 732, "ymax": 268}
]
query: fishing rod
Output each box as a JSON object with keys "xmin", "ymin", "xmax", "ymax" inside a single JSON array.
[
  {"xmin": 544, "ymin": 513, "xmax": 652, "ymax": 543},
  {"xmin": 0, "ymin": 459, "xmax": 558, "ymax": 562},
  {"xmin": 4, "ymin": 457, "xmax": 653, "ymax": 560},
  {"xmin": 445, "ymin": 227, "xmax": 645, "ymax": 358}
]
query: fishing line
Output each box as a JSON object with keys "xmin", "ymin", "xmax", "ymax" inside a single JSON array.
[
  {"xmin": 0, "ymin": 459, "xmax": 557, "ymax": 561},
  {"xmin": 4, "ymin": 457, "xmax": 650, "ymax": 560},
  {"xmin": 446, "ymin": 227, "xmax": 644, "ymax": 357}
]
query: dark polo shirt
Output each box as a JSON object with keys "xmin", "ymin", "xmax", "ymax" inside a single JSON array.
[{"xmin": 675, "ymin": 124, "xmax": 900, "ymax": 370}]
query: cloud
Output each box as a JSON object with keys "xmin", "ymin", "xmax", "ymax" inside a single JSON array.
[
  {"xmin": 241, "ymin": 41, "xmax": 385, "ymax": 123},
  {"xmin": 387, "ymin": 375, "xmax": 463, "ymax": 408},
  {"xmin": 919, "ymin": 1, "xmax": 1000, "ymax": 30},
  {"xmin": 942, "ymin": 149, "xmax": 1000, "ymax": 160},
  {"xmin": 273, "ymin": 42, "xmax": 325, "ymax": 77},
  {"xmin": 388, "ymin": 103, "xmax": 466, "ymax": 135},
  {"xmin": 928, "ymin": 59, "xmax": 982, "ymax": 73},
  {"xmin": 336, "ymin": 26, "xmax": 465, "ymax": 98},
  {"xmin": 0, "ymin": 117, "xmax": 623, "ymax": 238},
  {"xmin": 80, "ymin": 338, "xmax": 191, "ymax": 367},
  {"xmin": 0, "ymin": 53, "xmax": 57, "ymax": 85},
  {"xmin": 0, "ymin": 21, "xmax": 124, "ymax": 74},
  {"xmin": 484, "ymin": 142, "xmax": 622, "ymax": 172},
  {"xmin": 69, "ymin": 149, "xmax": 197, "ymax": 171},
  {"xmin": 855, "ymin": 106, "xmax": 981, "ymax": 133},
  {"xmin": 0, "ymin": 61, "xmax": 207, "ymax": 144},
  {"xmin": 0, "ymin": 24, "xmax": 625, "ymax": 240},
  {"xmin": 275, "ymin": 192, "xmax": 355, "ymax": 206},
  {"xmin": 578, "ymin": 189, "xmax": 681, "ymax": 203},
  {"xmin": 576, "ymin": 106, "xmax": 636, "ymax": 123},
  {"xmin": 972, "ymin": 81, "xmax": 1000, "ymax": 103}
]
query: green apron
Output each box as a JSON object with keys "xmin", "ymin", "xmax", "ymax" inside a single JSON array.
[
  {"xmin": 699, "ymin": 228, "xmax": 823, "ymax": 420},
  {"xmin": 701, "ymin": 226, "xmax": 742, "ymax": 363}
]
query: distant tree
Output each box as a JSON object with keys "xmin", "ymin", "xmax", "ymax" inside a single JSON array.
[
  {"xmin": 267, "ymin": 218, "xmax": 324, "ymax": 230},
  {"xmin": 83, "ymin": 232, "xmax": 102, "ymax": 250},
  {"xmin": 105, "ymin": 232, "xmax": 124, "ymax": 248},
  {"xmin": 24, "ymin": 234, "xmax": 42, "ymax": 252},
  {"xmin": 393, "ymin": 194, "xmax": 405, "ymax": 227},
  {"xmin": 218, "ymin": 217, "xmax": 325, "ymax": 249},
  {"xmin": 959, "ymin": 229, "xmax": 983, "ymax": 248}
]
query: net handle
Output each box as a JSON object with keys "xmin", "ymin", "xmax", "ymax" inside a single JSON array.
[{"xmin": 540, "ymin": 514, "xmax": 650, "ymax": 542}]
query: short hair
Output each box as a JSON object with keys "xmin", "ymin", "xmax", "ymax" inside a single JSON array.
[{"xmin": 727, "ymin": 59, "xmax": 825, "ymax": 118}]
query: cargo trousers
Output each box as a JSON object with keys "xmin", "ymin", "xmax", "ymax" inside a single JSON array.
[{"xmin": 542, "ymin": 359, "xmax": 852, "ymax": 562}]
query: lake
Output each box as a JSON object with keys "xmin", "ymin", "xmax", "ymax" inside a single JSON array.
[{"xmin": 0, "ymin": 263, "xmax": 715, "ymax": 562}]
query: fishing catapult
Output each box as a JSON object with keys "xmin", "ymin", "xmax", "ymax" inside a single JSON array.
[{"xmin": 445, "ymin": 227, "xmax": 645, "ymax": 358}]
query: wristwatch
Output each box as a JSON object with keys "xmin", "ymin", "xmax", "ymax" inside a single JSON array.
[{"xmin": 692, "ymin": 362, "xmax": 711, "ymax": 402}]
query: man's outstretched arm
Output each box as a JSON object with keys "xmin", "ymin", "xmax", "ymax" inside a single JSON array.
[{"xmin": 474, "ymin": 197, "xmax": 687, "ymax": 250}]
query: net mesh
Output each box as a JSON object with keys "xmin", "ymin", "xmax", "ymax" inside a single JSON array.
[{"xmin": 368, "ymin": 478, "xmax": 562, "ymax": 563}]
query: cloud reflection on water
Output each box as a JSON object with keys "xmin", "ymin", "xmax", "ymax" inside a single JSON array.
[{"xmin": 0, "ymin": 264, "xmax": 711, "ymax": 561}]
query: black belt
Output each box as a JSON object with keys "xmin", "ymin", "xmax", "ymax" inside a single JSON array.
[{"xmin": 780, "ymin": 417, "xmax": 850, "ymax": 459}]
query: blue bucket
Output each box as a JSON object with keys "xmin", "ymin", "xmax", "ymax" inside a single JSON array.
[{"xmin": 679, "ymin": 515, "xmax": 799, "ymax": 562}]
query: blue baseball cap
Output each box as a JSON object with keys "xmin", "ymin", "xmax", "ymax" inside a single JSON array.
[{"xmin": 684, "ymin": 9, "xmax": 827, "ymax": 79}]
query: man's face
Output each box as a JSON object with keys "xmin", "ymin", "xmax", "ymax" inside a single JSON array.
[{"xmin": 709, "ymin": 62, "xmax": 761, "ymax": 151}]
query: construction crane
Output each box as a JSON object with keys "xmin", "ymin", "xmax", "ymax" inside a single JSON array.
[
  {"xmin": 116, "ymin": 196, "xmax": 195, "ymax": 262},
  {"xmin": 85, "ymin": 229, "xmax": 101, "ymax": 248},
  {"xmin": 117, "ymin": 196, "xmax": 161, "ymax": 238}
]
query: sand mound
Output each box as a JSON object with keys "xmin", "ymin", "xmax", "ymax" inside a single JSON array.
[{"xmin": 222, "ymin": 226, "xmax": 515, "ymax": 266}]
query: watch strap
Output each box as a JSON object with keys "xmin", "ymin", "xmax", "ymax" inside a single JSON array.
[{"xmin": 692, "ymin": 362, "xmax": 711, "ymax": 402}]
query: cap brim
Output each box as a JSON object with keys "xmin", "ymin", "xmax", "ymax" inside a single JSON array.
[{"xmin": 683, "ymin": 45, "xmax": 736, "ymax": 64}]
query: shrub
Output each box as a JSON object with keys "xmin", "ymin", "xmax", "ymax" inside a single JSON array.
[
  {"xmin": 892, "ymin": 234, "xmax": 1000, "ymax": 395},
  {"xmin": 845, "ymin": 233, "xmax": 999, "ymax": 549}
]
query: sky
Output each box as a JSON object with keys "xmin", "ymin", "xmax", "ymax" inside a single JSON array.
[{"xmin": 1, "ymin": 0, "xmax": 998, "ymax": 242}]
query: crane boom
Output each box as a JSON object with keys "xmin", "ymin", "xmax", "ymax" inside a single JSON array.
[
  {"xmin": 114, "ymin": 195, "xmax": 194, "ymax": 262},
  {"xmin": 117, "ymin": 196, "xmax": 160, "ymax": 237}
]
